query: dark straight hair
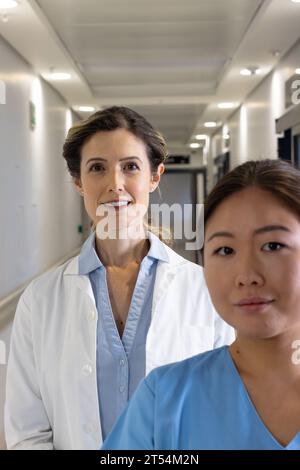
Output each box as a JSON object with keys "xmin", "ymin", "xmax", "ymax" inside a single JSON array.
[{"xmin": 204, "ymin": 159, "xmax": 300, "ymax": 227}]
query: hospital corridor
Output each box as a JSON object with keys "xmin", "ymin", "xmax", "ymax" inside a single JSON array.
[{"xmin": 1, "ymin": 0, "xmax": 300, "ymax": 453}]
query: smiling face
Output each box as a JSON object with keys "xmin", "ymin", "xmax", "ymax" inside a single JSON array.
[
  {"xmin": 204, "ymin": 187, "xmax": 300, "ymax": 340},
  {"xmin": 75, "ymin": 128, "xmax": 164, "ymax": 237}
]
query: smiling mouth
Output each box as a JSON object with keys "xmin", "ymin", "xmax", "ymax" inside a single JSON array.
[{"xmin": 102, "ymin": 201, "xmax": 132, "ymax": 207}]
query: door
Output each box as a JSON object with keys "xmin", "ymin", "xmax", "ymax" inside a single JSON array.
[{"xmin": 149, "ymin": 171, "xmax": 198, "ymax": 263}]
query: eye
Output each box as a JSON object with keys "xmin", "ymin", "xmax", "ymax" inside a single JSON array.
[
  {"xmin": 262, "ymin": 242, "xmax": 286, "ymax": 252},
  {"xmin": 124, "ymin": 162, "xmax": 140, "ymax": 171},
  {"xmin": 213, "ymin": 246, "xmax": 234, "ymax": 256},
  {"xmin": 89, "ymin": 163, "xmax": 105, "ymax": 172}
]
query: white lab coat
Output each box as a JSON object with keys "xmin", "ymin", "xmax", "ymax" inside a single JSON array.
[{"xmin": 5, "ymin": 240, "xmax": 234, "ymax": 450}]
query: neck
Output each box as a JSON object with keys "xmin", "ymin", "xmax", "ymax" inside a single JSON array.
[
  {"xmin": 95, "ymin": 232, "xmax": 150, "ymax": 267},
  {"xmin": 230, "ymin": 329, "xmax": 300, "ymax": 382}
]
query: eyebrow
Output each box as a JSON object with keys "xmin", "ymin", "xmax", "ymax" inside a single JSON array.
[
  {"xmin": 207, "ymin": 225, "xmax": 291, "ymax": 242},
  {"xmin": 85, "ymin": 156, "xmax": 143, "ymax": 166}
]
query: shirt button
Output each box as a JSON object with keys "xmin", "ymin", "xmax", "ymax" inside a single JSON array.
[
  {"xmin": 119, "ymin": 385, "xmax": 125, "ymax": 393},
  {"xmin": 82, "ymin": 364, "xmax": 93, "ymax": 376},
  {"xmin": 87, "ymin": 310, "xmax": 96, "ymax": 321},
  {"xmin": 119, "ymin": 359, "xmax": 125, "ymax": 366}
]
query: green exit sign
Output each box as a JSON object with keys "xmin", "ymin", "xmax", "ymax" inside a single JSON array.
[{"xmin": 29, "ymin": 101, "xmax": 36, "ymax": 131}]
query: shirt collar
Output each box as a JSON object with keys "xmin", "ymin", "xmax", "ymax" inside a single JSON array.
[
  {"xmin": 147, "ymin": 231, "xmax": 169, "ymax": 263},
  {"xmin": 78, "ymin": 230, "xmax": 169, "ymax": 275},
  {"xmin": 78, "ymin": 231, "xmax": 103, "ymax": 275}
]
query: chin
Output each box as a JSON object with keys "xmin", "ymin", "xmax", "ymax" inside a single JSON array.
[{"xmin": 237, "ymin": 325, "xmax": 282, "ymax": 341}]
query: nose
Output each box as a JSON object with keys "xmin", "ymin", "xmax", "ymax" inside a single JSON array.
[
  {"xmin": 106, "ymin": 168, "xmax": 124, "ymax": 193},
  {"xmin": 234, "ymin": 253, "xmax": 265, "ymax": 288}
]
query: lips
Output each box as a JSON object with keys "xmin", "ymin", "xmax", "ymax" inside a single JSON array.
[
  {"xmin": 236, "ymin": 297, "xmax": 274, "ymax": 306},
  {"xmin": 234, "ymin": 297, "xmax": 275, "ymax": 313}
]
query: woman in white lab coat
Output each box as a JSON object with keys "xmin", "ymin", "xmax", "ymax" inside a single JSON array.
[{"xmin": 5, "ymin": 106, "xmax": 234, "ymax": 450}]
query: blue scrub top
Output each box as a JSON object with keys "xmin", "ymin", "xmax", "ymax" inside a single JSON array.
[{"xmin": 102, "ymin": 346, "xmax": 300, "ymax": 450}]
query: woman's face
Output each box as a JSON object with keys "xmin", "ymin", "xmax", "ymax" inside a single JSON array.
[
  {"xmin": 75, "ymin": 128, "xmax": 164, "ymax": 236},
  {"xmin": 204, "ymin": 187, "xmax": 300, "ymax": 340}
]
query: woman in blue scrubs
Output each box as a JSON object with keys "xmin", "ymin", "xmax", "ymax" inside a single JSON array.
[{"xmin": 102, "ymin": 159, "xmax": 300, "ymax": 450}]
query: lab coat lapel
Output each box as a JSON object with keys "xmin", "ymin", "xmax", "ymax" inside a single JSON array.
[{"xmin": 64, "ymin": 256, "xmax": 96, "ymax": 307}]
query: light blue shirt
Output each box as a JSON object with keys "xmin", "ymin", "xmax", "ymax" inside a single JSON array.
[
  {"xmin": 78, "ymin": 231, "xmax": 168, "ymax": 441},
  {"xmin": 102, "ymin": 346, "xmax": 300, "ymax": 450}
]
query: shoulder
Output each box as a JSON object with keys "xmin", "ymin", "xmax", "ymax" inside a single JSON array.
[
  {"xmin": 22, "ymin": 255, "xmax": 79, "ymax": 303},
  {"xmin": 145, "ymin": 346, "xmax": 229, "ymax": 391},
  {"xmin": 161, "ymin": 244, "xmax": 204, "ymax": 275},
  {"xmin": 149, "ymin": 232, "xmax": 204, "ymax": 275}
]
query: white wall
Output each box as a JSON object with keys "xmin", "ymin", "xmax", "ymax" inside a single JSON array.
[
  {"xmin": 0, "ymin": 35, "xmax": 83, "ymax": 449},
  {"xmin": 211, "ymin": 39, "xmax": 300, "ymax": 169}
]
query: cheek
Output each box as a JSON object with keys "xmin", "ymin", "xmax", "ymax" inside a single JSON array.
[
  {"xmin": 278, "ymin": 258, "xmax": 300, "ymax": 301},
  {"xmin": 204, "ymin": 264, "xmax": 231, "ymax": 306},
  {"xmin": 130, "ymin": 177, "xmax": 151, "ymax": 201}
]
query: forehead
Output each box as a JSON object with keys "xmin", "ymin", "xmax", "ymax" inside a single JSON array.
[
  {"xmin": 81, "ymin": 128, "xmax": 148, "ymax": 160},
  {"xmin": 205, "ymin": 187, "xmax": 299, "ymax": 236}
]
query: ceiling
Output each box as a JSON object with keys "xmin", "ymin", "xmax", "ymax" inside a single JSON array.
[
  {"xmin": 1, "ymin": 0, "xmax": 300, "ymax": 153},
  {"xmin": 36, "ymin": 0, "xmax": 263, "ymax": 148}
]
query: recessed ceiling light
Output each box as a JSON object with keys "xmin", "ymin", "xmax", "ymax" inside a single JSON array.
[
  {"xmin": 240, "ymin": 67, "xmax": 261, "ymax": 76},
  {"xmin": 190, "ymin": 143, "xmax": 201, "ymax": 149},
  {"xmin": 296, "ymin": 68, "xmax": 300, "ymax": 75},
  {"xmin": 291, "ymin": 0, "xmax": 300, "ymax": 4},
  {"xmin": 204, "ymin": 122, "xmax": 217, "ymax": 128},
  {"xmin": 218, "ymin": 102, "xmax": 235, "ymax": 109},
  {"xmin": 0, "ymin": 0, "xmax": 18, "ymax": 9},
  {"xmin": 49, "ymin": 72, "xmax": 71, "ymax": 81},
  {"xmin": 78, "ymin": 106, "xmax": 96, "ymax": 112},
  {"xmin": 240, "ymin": 68, "xmax": 252, "ymax": 76},
  {"xmin": 195, "ymin": 134, "xmax": 207, "ymax": 140}
]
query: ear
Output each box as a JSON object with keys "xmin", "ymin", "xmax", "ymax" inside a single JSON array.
[
  {"xmin": 150, "ymin": 163, "xmax": 165, "ymax": 192},
  {"xmin": 73, "ymin": 177, "xmax": 84, "ymax": 196}
]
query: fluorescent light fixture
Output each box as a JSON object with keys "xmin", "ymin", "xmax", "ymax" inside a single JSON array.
[
  {"xmin": 296, "ymin": 68, "xmax": 300, "ymax": 75},
  {"xmin": 190, "ymin": 143, "xmax": 201, "ymax": 149},
  {"xmin": 291, "ymin": 0, "xmax": 300, "ymax": 3},
  {"xmin": 218, "ymin": 102, "xmax": 235, "ymax": 109},
  {"xmin": 240, "ymin": 68, "xmax": 252, "ymax": 76},
  {"xmin": 49, "ymin": 72, "xmax": 71, "ymax": 81},
  {"xmin": 0, "ymin": 0, "xmax": 18, "ymax": 8},
  {"xmin": 240, "ymin": 67, "xmax": 261, "ymax": 76},
  {"xmin": 195, "ymin": 134, "xmax": 207, "ymax": 140},
  {"xmin": 78, "ymin": 106, "xmax": 96, "ymax": 112},
  {"xmin": 204, "ymin": 122, "xmax": 217, "ymax": 128}
]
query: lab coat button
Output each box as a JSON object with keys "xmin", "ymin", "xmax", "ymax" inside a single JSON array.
[
  {"xmin": 82, "ymin": 364, "xmax": 93, "ymax": 376},
  {"xmin": 119, "ymin": 359, "xmax": 125, "ymax": 366},
  {"xmin": 119, "ymin": 385, "xmax": 125, "ymax": 393}
]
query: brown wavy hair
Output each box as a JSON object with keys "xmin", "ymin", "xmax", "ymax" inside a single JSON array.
[{"xmin": 63, "ymin": 106, "xmax": 168, "ymax": 178}]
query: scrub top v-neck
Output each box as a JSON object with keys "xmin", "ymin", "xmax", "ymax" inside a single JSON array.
[{"xmin": 102, "ymin": 346, "xmax": 300, "ymax": 450}]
